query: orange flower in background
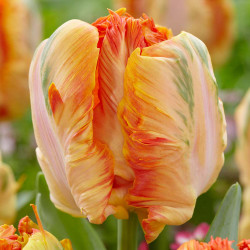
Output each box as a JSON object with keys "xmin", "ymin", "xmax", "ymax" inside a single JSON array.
[
  {"xmin": 238, "ymin": 239, "xmax": 250, "ymax": 250},
  {"xmin": 178, "ymin": 237, "xmax": 234, "ymax": 250},
  {"xmin": 0, "ymin": 205, "xmax": 72, "ymax": 249},
  {"xmin": 177, "ymin": 239, "xmax": 205, "ymax": 250},
  {"xmin": 114, "ymin": 0, "xmax": 235, "ymax": 67},
  {"xmin": 235, "ymin": 90, "xmax": 250, "ymax": 239},
  {"xmin": 29, "ymin": 9, "xmax": 226, "ymax": 243},
  {"xmin": 0, "ymin": 0, "xmax": 41, "ymax": 120},
  {"xmin": 0, "ymin": 153, "xmax": 18, "ymax": 225}
]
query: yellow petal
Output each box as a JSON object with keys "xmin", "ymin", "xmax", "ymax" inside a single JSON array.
[
  {"xmin": 60, "ymin": 239, "xmax": 73, "ymax": 250},
  {"xmin": 29, "ymin": 20, "xmax": 115, "ymax": 223},
  {"xmin": 118, "ymin": 32, "xmax": 226, "ymax": 242},
  {"xmin": 21, "ymin": 205, "xmax": 71, "ymax": 250},
  {"xmin": 23, "ymin": 231, "xmax": 64, "ymax": 250}
]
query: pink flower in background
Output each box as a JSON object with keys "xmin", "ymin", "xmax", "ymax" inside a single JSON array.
[
  {"xmin": 170, "ymin": 223, "xmax": 209, "ymax": 250},
  {"xmin": 192, "ymin": 223, "xmax": 210, "ymax": 240},
  {"xmin": 138, "ymin": 241, "xmax": 149, "ymax": 250}
]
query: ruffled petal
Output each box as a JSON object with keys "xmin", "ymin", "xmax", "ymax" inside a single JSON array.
[
  {"xmin": 118, "ymin": 32, "xmax": 226, "ymax": 242},
  {"xmin": 92, "ymin": 10, "xmax": 146, "ymax": 183},
  {"xmin": 29, "ymin": 20, "xmax": 114, "ymax": 223},
  {"xmin": 92, "ymin": 10, "xmax": 171, "ymax": 185},
  {"xmin": 177, "ymin": 239, "xmax": 208, "ymax": 250}
]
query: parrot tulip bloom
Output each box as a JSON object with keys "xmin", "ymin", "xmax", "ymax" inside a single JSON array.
[
  {"xmin": 29, "ymin": 9, "xmax": 226, "ymax": 242},
  {"xmin": 114, "ymin": 0, "xmax": 235, "ymax": 67},
  {"xmin": 0, "ymin": 0, "xmax": 41, "ymax": 120},
  {"xmin": 0, "ymin": 153, "xmax": 18, "ymax": 225},
  {"xmin": 235, "ymin": 90, "xmax": 250, "ymax": 239},
  {"xmin": 0, "ymin": 205, "xmax": 72, "ymax": 249}
]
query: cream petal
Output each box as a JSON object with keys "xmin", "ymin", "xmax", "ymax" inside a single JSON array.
[
  {"xmin": 235, "ymin": 90, "xmax": 250, "ymax": 186},
  {"xmin": 235, "ymin": 90, "xmax": 250, "ymax": 239},
  {"xmin": 29, "ymin": 41, "xmax": 80, "ymax": 216},
  {"xmin": 29, "ymin": 20, "xmax": 114, "ymax": 223}
]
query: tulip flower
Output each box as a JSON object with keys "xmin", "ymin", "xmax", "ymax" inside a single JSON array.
[
  {"xmin": 235, "ymin": 90, "xmax": 250, "ymax": 239},
  {"xmin": 0, "ymin": 153, "xmax": 18, "ymax": 225},
  {"xmin": 0, "ymin": 205, "xmax": 72, "ymax": 249},
  {"xmin": 114, "ymin": 0, "xmax": 234, "ymax": 67},
  {"xmin": 178, "ymin": 237, "xmax": 234, "ymax": 249},
  {"xmin": 0, "ymin": 0, "xmax": 41, "ymax": 120},
  {"xmin": 29, "ymin": 8, "xmax": 226, "ymax": 243}
]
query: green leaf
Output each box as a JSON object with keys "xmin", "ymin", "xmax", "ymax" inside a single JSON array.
[
  {"xmin": 204, "ymin": 183, "xmax": 242, "ymax": 249},
  {"xmin": 35, "ymin": 172, "xmax": 106, "ymax": 250}
]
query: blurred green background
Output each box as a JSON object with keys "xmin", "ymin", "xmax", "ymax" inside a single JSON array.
[{"xmin": 2, "ymin": 0, "xmax": 250, "ymax": 249}]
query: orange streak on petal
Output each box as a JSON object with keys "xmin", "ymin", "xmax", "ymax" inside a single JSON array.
[{"xmin": 48, "ymin": 83, "xmax": 63, "ymax": 115}]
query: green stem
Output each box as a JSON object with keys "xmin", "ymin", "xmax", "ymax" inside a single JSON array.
[
  {"xmin": 149, "ymin": 226, "xmax": 169, "ymax": 250},
  {"xmin": 117, "ymin": 213, "xmax": 138, "ymax": 250}
]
